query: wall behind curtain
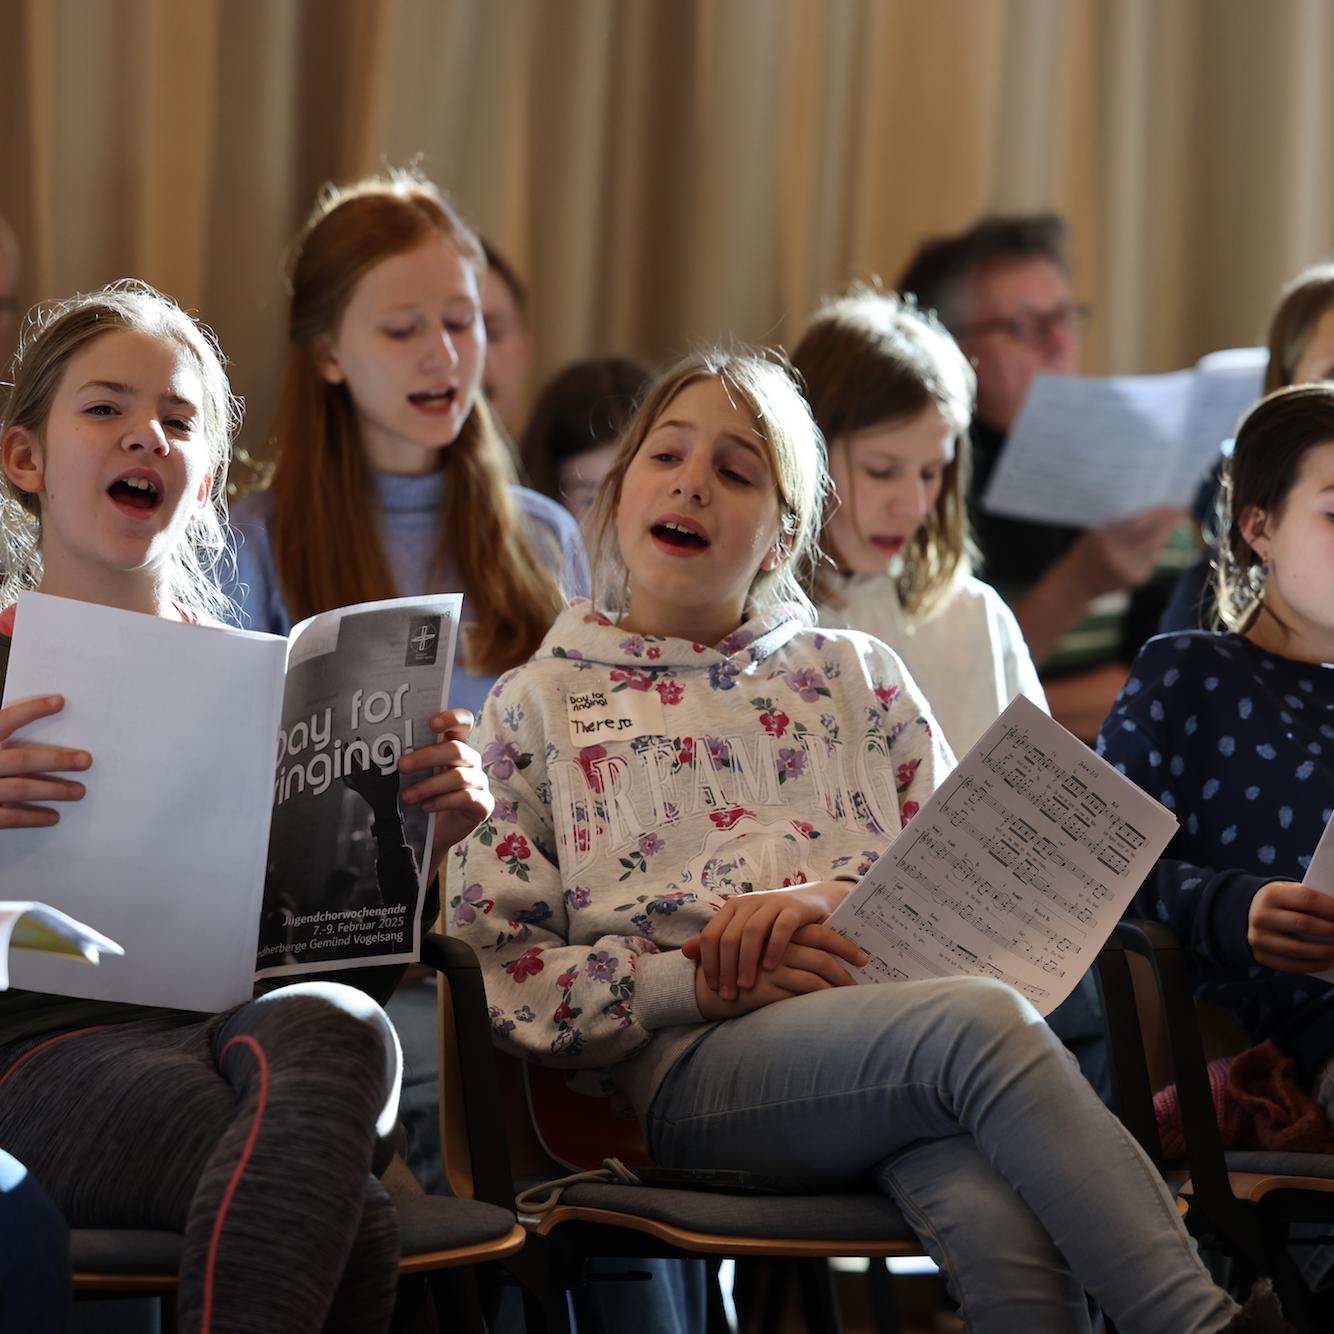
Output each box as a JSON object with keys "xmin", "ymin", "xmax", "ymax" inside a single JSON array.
[{"xmin": 3, "ymin": 0, "xmax": 1334, "ymax": 454}]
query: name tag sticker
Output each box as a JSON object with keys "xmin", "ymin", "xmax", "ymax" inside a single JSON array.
[{"xmin": 567, "ymin": 682, "xmax": 667, "ymax": 749}]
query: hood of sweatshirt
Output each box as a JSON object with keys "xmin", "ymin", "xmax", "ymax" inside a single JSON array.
[{"xmin": 525, "ymin": 597, "xmax": 812, "ymax": 681}]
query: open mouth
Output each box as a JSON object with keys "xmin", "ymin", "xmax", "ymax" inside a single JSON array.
[
  {"xmin": 107, "ymin": 475, "xmax": 162, "ymax": 512},
  {"xmin": 870, "ymin": 535, "xmax": 905, "ymax": 556},
  {"xmin": 651, "ymin": 521, "xmax": 709, "ymax": 551},
  {"xmin": 408, "ymin": 388, "xmax": 458, "ymax": 413}
]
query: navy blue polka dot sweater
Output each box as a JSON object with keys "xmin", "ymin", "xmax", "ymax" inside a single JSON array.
[{"xmin": 1097, "ymin": 630, "xmax": 1334, "ymax": 1081}]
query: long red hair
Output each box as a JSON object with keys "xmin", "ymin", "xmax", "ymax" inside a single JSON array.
[{"xmin": 265, "ymin": 170, "xmax": 563, "ymax": 674}]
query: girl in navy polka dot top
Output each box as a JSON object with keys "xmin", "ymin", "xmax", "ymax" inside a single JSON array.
[{"xmin": 1099, "ymin": 385, "xmax": 1334, "ymax": 1107}]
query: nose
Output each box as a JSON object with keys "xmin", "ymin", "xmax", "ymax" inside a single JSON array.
[
  {"xmin": 888, "ymin": 478, "xmax": 931, "ymax": 523},
  {"xmin": 424, "ymin": 326, "xmax": 460, "ymax": 371},
  {"xmin": 671, "ymin": 453, "xmax": 711, "ymax": 505},
  {"xmin": 120, "ymin": 414, "xmax": 170, "ymax": 457},
  {"xmin": 1043, "ymin": 315, "xmax": 1079, "ymax": 369}
]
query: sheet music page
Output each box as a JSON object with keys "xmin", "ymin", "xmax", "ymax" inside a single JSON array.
[
  {"xmin": 1172, "ymin": 348, "xmax": 1267, "ymax": 499},
  {"xmin": 826, "ymin": 696, "xmax": 1178, "ymax": 1014},
  {"xmin": 981, "ymin": 370, "xmax": 1193, "ymax": 527}
]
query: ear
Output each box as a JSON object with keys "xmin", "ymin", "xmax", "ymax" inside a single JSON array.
[
  {"xmin": 311, "ymin": 334, "xmax": 345, "ymax": 386},
  {"xmin": 2, "ymin": 425, "xmax": 44, "ymax": 497},
  {"xmin": 192, "ymin": 469, "xmax": 214, "ymax": 519},
  {"xmin": 760, "ymin": 532, "xmax": 790, "ymax": 573},
  {"xmin": 1237, "ymin": 503, "xmax": 1270, "ymax": 561}
]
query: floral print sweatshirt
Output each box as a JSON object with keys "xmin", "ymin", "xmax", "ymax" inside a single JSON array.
[{"xmin": 450, "ymin": 599, "xmax": 950, "ymax": 1114}]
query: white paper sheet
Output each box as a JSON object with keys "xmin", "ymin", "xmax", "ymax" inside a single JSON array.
[
  {"xmin": 1, "ymin": 593, "xmax": 286, "ymax": 1011},
  {"xmin": 0, "ymin": 901, "xmax": 123, "ymax": 990},
  {"xmin": 981, "ymin": 348, "xmax": 1266, "ymax": 528},
  {"xmin": 826, "ymin": 696, "xmax": 1179, "ymax": 1014},
  {"xmin": 1301, "ymin": 810, "xmax": 1334, "ymax": 982}
]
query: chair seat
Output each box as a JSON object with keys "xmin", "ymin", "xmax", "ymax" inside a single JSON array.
[
  {"xmin": 397, "ymin": 1192, "xmax": 519, "ymax": 1251},
  {"xmin": 1223, "ymin": 1152, "xmax": 1334, "ymax": 1179},
  {"xmin": 72, "ymin": 1229, "xmax": 181, "ymax": 1275},
  {"xmin": 547, "ymin": 1183, "xmax": 917, "ymax": 1243},
  {"xmin": 71, "ymin": 1194, "xmax": 520, "ymax": 1281}
]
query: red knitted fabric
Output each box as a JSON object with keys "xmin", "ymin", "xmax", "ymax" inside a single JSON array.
[
  {"xmin": 1152, "ymin": 1040, "xmax": 1334, "ymax": 1158},
  {"xmin": 1154, "ymin": 1057, "xmax": 1242, "ymax": 1159}
]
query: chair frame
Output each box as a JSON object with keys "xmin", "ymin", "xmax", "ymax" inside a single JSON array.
[
  {"xmin": 1095, "ymin": 918, "xmax": 1334, "ymax": 1333},
  {"xmin": 424, "ymin": 929, "xmax": 924, "ymax": 1334}
]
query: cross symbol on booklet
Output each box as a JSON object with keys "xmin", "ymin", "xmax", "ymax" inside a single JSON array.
[{"xmin": 411, "ymin": 625, "xmax": 437, "ymax": 653}]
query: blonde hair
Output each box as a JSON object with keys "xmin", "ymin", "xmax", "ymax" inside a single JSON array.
[
  {"xmin": 1214, "ymin": 384, "xmax": 1334, "ymax": 631},
  {"xmin": 793, "ymin": 288, "xmax": 975, "ymax": 619},
  {"xmin": 584, "ymin": 347, "xmax": 827, "ymax": 625},
  {"xmin": 0, "ymin": 280, "xmax": 239, "ymax": 624},
  {"xmin": 262, "ymin": 167, "xmax": 563, "ymax": 675}
]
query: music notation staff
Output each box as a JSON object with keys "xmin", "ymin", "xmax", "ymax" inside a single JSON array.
[
  {"xmin": 850, "ymin": 892, "xmax": 1038, "ymax": 998},
  {"xmin": 979, "ymin": 730, "xmax": 1148, "ymax": 872},
  {"xmin": 827, "ymin": 697, "xmax": 1179, "ymax": 1016},
  {"xmin": 901, "ymin": 825, "xmax": 1082, "ymax": 976},
  {"xmin": 937, "ymin": 787, "xmax": 1106, "ymax": 925}
]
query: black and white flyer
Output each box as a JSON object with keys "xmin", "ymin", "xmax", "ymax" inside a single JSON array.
[{"xmin": 255, "ymin": 596, "xmax": 460, "ymax": 977}]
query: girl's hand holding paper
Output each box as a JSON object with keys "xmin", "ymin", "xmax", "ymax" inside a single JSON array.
[
  {"xmin": 0, "ymin": 694, "xmax": 90, "ymax": 829},
  {"xmin": 1248, "ymin": 880, "xmax": 1334, "ymax": 972},
  {"xmin": 399, "ymin": 707, "xmax": 493, "ymax": 881}
]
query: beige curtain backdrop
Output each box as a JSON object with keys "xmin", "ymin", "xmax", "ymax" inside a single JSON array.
[{"xmin": 3, "ymin": 0, "xmax": 1334, "ymax": 455}]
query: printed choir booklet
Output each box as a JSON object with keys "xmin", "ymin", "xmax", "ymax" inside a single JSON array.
[{"xmin": 0, "ymin": 590, "xmax": 460, "ymax": 1011}]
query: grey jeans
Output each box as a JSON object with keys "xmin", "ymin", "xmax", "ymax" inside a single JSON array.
[{"xmin": 647, "ymin": 976, "xmax": 1238, "ymax": 1334}]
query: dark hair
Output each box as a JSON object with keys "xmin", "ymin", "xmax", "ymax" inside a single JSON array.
[
  {"xmin": 519, "ymin": 357, "xmax": 651, "ymax": 501},
  {"xmin": 481, "ymin": 239, "xmax": 529, "ymax": 321},
  {"xmin": 896, "ymin": 213, "xmax": 1070, "ymax": 330},
  {"xmin": 1263, "ymin": 263, "xmax": 1334, "ymax": 394},
  {"xmin": 1215, "ymin": 383, "xmax": 1334, "ymax": 630}
]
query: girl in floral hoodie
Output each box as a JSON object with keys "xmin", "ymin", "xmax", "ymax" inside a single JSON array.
[{"xmin": 453, "ymin": 349, "xmax": 1276, "ymax": 1334}]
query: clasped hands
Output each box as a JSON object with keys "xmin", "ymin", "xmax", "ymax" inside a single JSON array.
[{"xmin": 681, "ymin": 880, "xmax": 868, "ymax": 1020}]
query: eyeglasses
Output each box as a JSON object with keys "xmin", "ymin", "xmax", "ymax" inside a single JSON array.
[{"xmin": 956, "ymin": 301, "xmax": 1091, "ymax": 347}]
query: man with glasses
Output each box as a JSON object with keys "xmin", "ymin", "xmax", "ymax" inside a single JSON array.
[{"xmin": 899, "ymin": 213, "xmax": 1183, "ymax": 743}]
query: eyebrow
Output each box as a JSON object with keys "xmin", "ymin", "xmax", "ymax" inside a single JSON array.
[
  {"xmin": 651, "ymin": 419, "xmax": 768, "ymax": 462},
  {"xmin": 77, "ymin": 380, "xmax": 198, "ymax": 410},
  {"xmin": 380, "ymin": 296, "xmax": 478, "ymax": 314}
]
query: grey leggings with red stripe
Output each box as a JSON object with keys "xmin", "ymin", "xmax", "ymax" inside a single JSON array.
[{"xmin": 0, "ymin": 985, "xmax": 401, "ymax": 1334}]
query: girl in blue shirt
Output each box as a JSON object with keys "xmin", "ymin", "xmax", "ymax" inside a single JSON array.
[{"xmin": 1102, "ymin": 385, "xmax": 1334, "ymax": 1108}]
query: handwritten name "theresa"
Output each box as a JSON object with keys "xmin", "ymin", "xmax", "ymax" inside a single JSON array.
[{"xmin": 572, "ymin": 716, "xmax": 636, "ymax": 735}]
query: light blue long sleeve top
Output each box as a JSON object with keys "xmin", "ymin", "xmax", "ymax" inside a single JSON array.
[{"xmin": 224, "ymin": 469, "xmax": 590, "ymax": 718}]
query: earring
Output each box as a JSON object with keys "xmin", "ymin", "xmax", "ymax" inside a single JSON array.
[{"xmin": 1247, "ymin": 559, "xmax": 1270, "ymax": 594}]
